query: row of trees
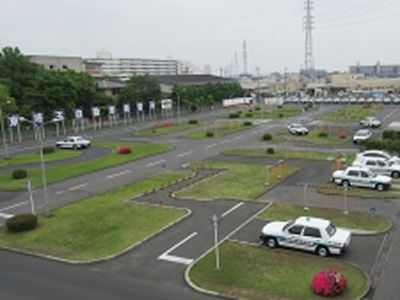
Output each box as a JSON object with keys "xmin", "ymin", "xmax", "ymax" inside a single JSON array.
[{"xmin": 0, "ymin": 46, "xmax": 245, "ymax": 120}]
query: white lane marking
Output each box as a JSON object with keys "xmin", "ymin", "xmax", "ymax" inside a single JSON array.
[
  {"xmin": 107, "ymin": 170, "xmax": 132, "ymax": 179},
  {"xmin": 0, "ymin": 201, "xmax": 29, "ymax": 212},
  {"xmin": 158, "ymin": 232, "xmax": 197, "ymax": 265},
  {"xmin": 221, "ymin": 202, "xmax": 244, "ymax": 218},
  {"xmin": 146, "ymin": 159, "xmax": 166, "ymax": 167},
  {"xmin": 177, "ymin": 151, "xmax": 193, "ymax": 158},
  {"xmin": 220, "ymin": 140, "xmax": 229, "ymax": 145},
  {"xmin": 0, "ymin": 212, "xmax": 14, "ymax": 219},
  {"xmin": 231, "ymin": 136, "xmax": 242, "ymax": 141},
  {"xmin": 56, "ymin": 190, "xmax": 65, "ymax": 195},
  {"xmin": 205, "ymin": 143, "xmax": 217, "ymax": 149},
  {"xmin": 68, "ymin": 183, "xmax": 88, "ymax": 191}
]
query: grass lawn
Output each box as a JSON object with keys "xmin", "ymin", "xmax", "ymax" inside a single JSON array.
[
  {"xmin": 259, "ymin": 202, "xmax": 390, "ymax": 232},
  {"xmin": 321, "ymin": 105, "xmax": 382, "ymax": 123},
  {"xmin": 190, "ymin": 242, "xmax": 368, "ymax": 300},
  {"xmin": 184, "ymin": 123, "xmax": 252, "ymax": 140},
  {"xmin": 0, "ymin": 171, "xmax": 190, "ymax": 261},
  {"xmin": 228, "ymin": 105, "xmax": 311, "ymax": 120},
  {"xmin": 223, "ymin": 148, "xmax": 355, "ymax": 164},
  {"xmin": 134, "ymin": 122, "xmax": 200, "ymax": 137},
  {"xmin": 276, "ymin": 127, "xmax": 351, "ymax": 146},
  {"xmin": 0, "ymin": 141, "xmax": 173, "ymax": 190},
  {"xmin": 318, "ymin": 182, "xmax": 400, "ymax": 199},
  {"xmin": 175, "ymin": 160, "xmax": 298, "ymax": 201},
  {"xmin": 0, "ymin": 149, "xmax": 81, "ymax": 168}
]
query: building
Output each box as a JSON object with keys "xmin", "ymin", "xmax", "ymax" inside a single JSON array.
[
  {"xmin": 25, "ymin": 55, "xmax": 85, "ymax": 72},
  {"xmin": 349, "ymin": 62, "xmax": 400, "ymax": 78},
  {"xmin": 96, "ymin": 80, "xmax": 126, "ymax": 97},
  {"xmin": 85, "ymin": 57, "xmax": 179, "ymax": 81}
]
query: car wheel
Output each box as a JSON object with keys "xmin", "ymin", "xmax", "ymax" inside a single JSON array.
[
  {"xmin": 316, "ymin": 246, "xmax": 329, "ymax": 257},
  {"xmin": 266, "ymin": 237, "xmax": 277, "ymax": 249},
  {"xmin": 342, "ymin": 180, "xmax": 350, "ymax": 188},
  {"xmin": 376, "ymin": 183, "xmax": 385, "ymax": 192},
  {"xmin": 392, "ymin": 171, "xmax": 400, "ymax": 178},
  {"xmin": 73, "ymin": 144, "xmax": 77, "ymax": 150}
]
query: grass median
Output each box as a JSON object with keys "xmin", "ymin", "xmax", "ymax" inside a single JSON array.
[
  {"xmin": 184, "ymin": 123, "xmax": 252, "ymax": 140},
  {"xmin": 321, "ymin": 105, "xmax": 382, "ymax": 123},
  {"xmin": 259, "ymin": 202, "xmax": 390, "ymax": 232},
  {"xmin": 0, "ymin": 149, "xmax": 81, "ymax": 168},
  {"xmin": 0, "ymin": 141, "xmax": 173, "ymax": 190},
  {"xmin": 190, "ymin": 241, "xmax": 368, "ymax": 300},
  {"xmin": 227, "ymin": 105, "xmax": 310, "ymax": 120},
  {"xmin": 175, "ymin": 160, "xmax": 298, "ymax": 201},
  {"xmin": 134, "ymin": 122, "xmax": 200, "ymax": 137},
  {"xmin": 318, "ymin": 182, "xmax": 400, "ymax": 199},
  {"xmin": 0, "ymin": 171, "xmax": 190, "ymax": 261}
]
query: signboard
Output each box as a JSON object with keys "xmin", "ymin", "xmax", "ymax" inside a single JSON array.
[
  {"xmin": 32, "ymin": 112, "xmax": 43, "ymax": 125},
  {"xmin": 161, "ymin": 99, "xmax": 173, "ymax": 110},
  {"xmin": 136, "ymin": 102, "xmax": 143, "ymax": 112},
  {"xmin": 53, "ymin": 110, "xmax": 65, "ymax": 122},
  {"xmin": 8, "ymin": 114, "xmax": 19, "ymax": 127},
  {"xmin": 75, "ymin": 109, "xmax": 83, "ymax": 119},
  {"xmin": 123, "ymin": 103, "xmax": 131, "ymax": 113},
  {"xmin": 149, "ymin": 101, "xmax": 156, "ymax": 110},
  {"xmin": 92, "ymin": 106, "xmax": 100, "ymax": 117},
  {"xmin": 108, "ymin": 105, "xmax": 116, "ymax": 115}
]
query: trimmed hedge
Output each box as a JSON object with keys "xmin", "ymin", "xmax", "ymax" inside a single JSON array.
[
  {"xmin": 188, "ymin": 119, "xmax": 199, "ymax": 125},
  {"xmin": 382, "ymin": 130, "xmax": 400, "ymax": 140},
  {"xmin": 243, "ymin": 121, "xmax": 253, "ymax": 126},
  {"xmin": 266, "ymin": 147, "xmax": 275, "ymax": 154},
  {"xmin": 318, "ymin": 132, "xmax": 328, "ymax": 138},
  {"xmin": 361, "ymin": 138, "xmax": 400, "ymax": 154},
  {"xmin": 228, "ymin": 113, "xmax": 240, "ymax": 119},
  {"xmin": 206, "ymin": 131, "xmax": 215, "ymax": 137},
  {"xmin": 6, "ymin": 214, "xmax": 38, "ymax": 233},
  {"xmin": 12, "ymin": 169, "xmax": 27, "ymax": 180},
  {"xmin": 278, "ymin": 113, "xmax": 284, "ymax": 118},
  {"xmin": 263, "ymin": 133, "xmax": 273, "ymax": 141},
  {"xmin": 245, "ymin": 113, "xmax": 253, "ymax": 118},
  {"xmin": 42, "ymin": 145, "xmax": 56, "ymax": 154}
]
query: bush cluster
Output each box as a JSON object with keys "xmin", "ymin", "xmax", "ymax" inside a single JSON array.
[
  {"xmin": 206, "ymin": 131, "xmax": 215, "ymax": 137},
  {"xmin": 255, "ymin": 107, "xmax": 261, "ymax": 111},
  {"xmin": 312, "ymin": 269, "xmax": 347, "ymax": 297},
  {"xmin": 278, "ymin": 113, "xmax": 284, "ymax": 118},
  {"xmin": 245, "ymin": 113, "xmax": 253, "ymax": 118},
  {"xmin": 6, "ymin": 214, "xmax": 38, "ymax": 233},
  {"xmin": 117, "ymin": 145, "xmax": 132, "ymax": 155},
  {"xmin": 243, "ymin": 121, "xmax": 253, "ymax": 126},
  {"xmin": 382, "ymin": 130, "xmax": 400, "ymax": 140},
  {"xmin": 188, "ymin": 119, "xmax": 198, "ymax": 125},
  {"xmin": 263, "ymin": 133, "xmax": 273, "ymax": 141},
  {"xmin": 318, "ymin": 132, "xmax": 328, "ymax": 138},
  {"xmin": 42, "ymin": 145, "xmax": 55, "ymax": 154},
  {"xmin": 266, "ymin": 147, "xmax": 275, "ymax": 154},
  {"xmin": 228, "ymin": 113, "xmax": 240, "ymax": 119},
  {"xmin": 362, "ymin": 138, "xmax": 400, "ymax": 154},
  {"xmin": 12, "ymin": 169, "xmax": 27, "ymax": 180}
]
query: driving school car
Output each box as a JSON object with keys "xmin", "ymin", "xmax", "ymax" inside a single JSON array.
[{"xmin": 260, "ymin": 216, "xmax": 351, "ymax": 257}]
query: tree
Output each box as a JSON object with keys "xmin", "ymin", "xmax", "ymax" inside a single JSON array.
[
  {"xmin": 0, "ymin": 83, "xmax": 17, "ymax": 113},
  {"xmin": 118, "ymin": 75, "xmax": 161, "ymax": 110}
]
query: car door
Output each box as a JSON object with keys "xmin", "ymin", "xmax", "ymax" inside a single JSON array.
[
  {"xmin": 301, "ymin": 227, "xmax": 322, "ymax": 252},
  {"xmin": 376, "ymin": 160, "xmax": 390, "ymax": 176},
  {"xmin": 347, "ymin": 170, "xmax": 361, "ymax": 187},
  {"xmin": 281, "ymin": 225, "xmax": 304, "ymax": 249},
  {"xmin": 359, "ymin": 171, "xmax": 373, "ymax": 188}
]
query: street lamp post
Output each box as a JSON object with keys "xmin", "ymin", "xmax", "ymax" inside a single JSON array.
[{"xmin": 173, "ymin": 92, "xmax": 181, "ymax": 124}]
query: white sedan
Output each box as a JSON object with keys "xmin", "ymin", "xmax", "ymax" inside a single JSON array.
[
  {"xmin": 356, "ymin": 150, "xmax": 400, "ymax": 165},
  {"xmin": 353, "ymin": 129, "xmax": 372, "ymax": 144},
  {"xmin": 352, "ymin": 157, "xmax": 400, "ymax": 178},
  {"xmin": 287, "ymin": 123, "xmax": 308, "ymax": 135},
  {"xmin": 260, "ymin": 216, "xmax": 351, "ymax": 257},
  {"xmin": 56, "ymin": 136, "xmax": 91, "ymax": 149}
]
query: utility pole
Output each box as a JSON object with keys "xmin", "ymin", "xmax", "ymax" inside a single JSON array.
[
  {"xmin": 210, "ymin": 214, "xmax": 221, "ymax": 270},
  {"xmin": 38, "ymin": 129, "xmax": 50, "ymax": 216},
  {"xmin": 0, "ymin": 106, "xmax": 10, "ymax": 159},
  {"xmin": 304, "ymin": 0, "xmax": 315, "ymax": 81}
]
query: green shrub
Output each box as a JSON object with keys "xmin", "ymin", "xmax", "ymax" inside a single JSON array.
[
  {"xmin": 188, "ymin": 119, "xmax": 199, "ymax": 125},
  {"xmin": 12, "ymin": 169, "xmax": 27, "ymax": 180},
  {"xmin": 318, "ymin": 132, "xmax": 328, "ymax": 138},
  {"xmin": 255, "ymin": 107, "xmax": 261, "ymax": 111},
  {"xmin": 266, "ymin": 147, "xmax": 275, "ymax": 154},
  {"xmin": 277, "ymin": 105, "xmax": 282, "ymax": 109},
  {"xmin": 263, "ymin": 133, "xmax": 273, "ymax": 141},
  {"xmin": 6, "ymin": 214, "xmax": 38, "ymax": 233},
  {"xmin": 304, "ymin": 107, "xmax": 309, "ymax": 111},
  {"xmin": 243, "ymin": 121, "xmax": 253, "ymax": 126},
  {"xmin": 42, "ymin": 145, "xmax": 55, "ymax": 154},
  {"xmin": 278, "ymin": 113, "xmax": 284, "ymax": 118},
  {"xmin": 248, "ymin": 109, "xmax": 253, "ymax": 112},
  {"xmin": 228, "ymin": 113, "xmax": 240, "ymax": 119},
  {"xmin": 237, "ymin": 110, "xmax": 242, "ymax": 115},
  {"xmin": 206, "ymin": 131, "xmax": 215, "ymax": 137},
  {"xmin": 382, "ymin": 130, "xmax": 400, "ymax": 140},
  {"xmin": 245, "ymin": 113, "xmax": 253, "ymax": 118}
]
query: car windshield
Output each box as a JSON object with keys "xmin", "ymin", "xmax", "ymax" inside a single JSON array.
[
  {"xmin": 325, "ymin": 224, "xmax": 336, "ymax": 237},
  {"xmin": 283, "ymin": 221, "xmax": 294, "ymax": 231},
  {"xmin": 357, "ymin": 131, "xmax": 369, "ymax": 136}
]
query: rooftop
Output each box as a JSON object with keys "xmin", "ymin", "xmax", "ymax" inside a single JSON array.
[{"xmin": 154, "ymin": 75, "xmax": 235, "ymax": 86}]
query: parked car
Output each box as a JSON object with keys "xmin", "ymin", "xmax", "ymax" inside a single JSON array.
[
  {"xmin": 383, "ymin": 97, "xmax": 392, "ymax": 104},
  {"xmin": 353, "ymin": 129, "xmax": 372, "ymax": 144},
  {"xmin": 359, "ymin": 116, "xmax": 381, "ymax": 128},
  {"xmin": 393, "ymin": 97, "xmax": 400, "ymax": 105},
  {"xmin": 332, "ymin": 166, "xmax": 392, "ymax": 191},
  {"xmin": 352, "ymin": 157, "xmax": 400, "ymax": 178},
  {"xmin": 356, "ymin": 150, "xmax": 400, "ymax": 165},
  {"xmin": 260, "ymin": 216, "xmax": 351, "ymax": 257},
  {"xmin": 287, "ymin": 123, "xmax": 308, "ymax": 135},
  {"xmin": 55, "ymin": 136, "xmax": 91, "ymax": 149}
]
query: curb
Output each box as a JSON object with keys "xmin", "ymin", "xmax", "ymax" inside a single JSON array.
[
  {"xmin": 184, "ymin": 202, "xmax": 272, "ymax": 300},
  {"xmin": 0, "ymin": 206, "xmax": 192, "ymax": 265}
]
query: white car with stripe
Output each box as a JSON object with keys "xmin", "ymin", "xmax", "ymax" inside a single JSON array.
[{"xmin": 352, "ymin": 157, "xmax": 400, "ymax": 178}]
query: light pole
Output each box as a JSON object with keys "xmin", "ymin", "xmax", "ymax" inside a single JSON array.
[
  {"xmin": 0, "ymin": 101, "xmax": 10, "ymax": 159},
  {"xmin": 172, "ymin": 92, "xmax": 181, "ymax": 124}
]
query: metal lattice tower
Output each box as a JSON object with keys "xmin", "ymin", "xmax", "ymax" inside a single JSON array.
[
  {"xmin": 234, "ymin": 51, "xmax": 239, "ymax": 77},
  {"xmin": 304, "ymin": 0, "xmax": 314, "ymax": 75},
  {"xmin": 243, "ymin": 40, "xmax": 248, "ymax": 75}
]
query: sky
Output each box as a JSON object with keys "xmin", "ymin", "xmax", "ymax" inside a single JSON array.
[{"xmin": 1, "ymin": 0, "xmax": 400, "ymax": 75}]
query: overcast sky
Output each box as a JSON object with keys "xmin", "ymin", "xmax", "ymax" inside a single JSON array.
[{"xmin": 1, "ymin": 0, "xmax": 400, "ymax": 74}]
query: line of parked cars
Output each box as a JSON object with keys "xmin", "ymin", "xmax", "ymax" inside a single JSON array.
[
  {"xmin": 332, "ymin": 150, "xmax": 400, "ymax": 191},
  {"xmin": 284, "ymin": 96, "xmax": 400, "ymax": 105}
]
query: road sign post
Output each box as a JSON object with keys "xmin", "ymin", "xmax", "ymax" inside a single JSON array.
[
  {"xmin": 210, "ymin": 214, "xmax": 220, "ymax": 270},
  {"xmin": 343, "ymin": 185, "xmax": 348, "ymax": 215}
]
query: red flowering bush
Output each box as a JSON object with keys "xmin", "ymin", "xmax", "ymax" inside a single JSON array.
[
  {"xmin": 118, "ymin": 145, "xmax": 132, "ymax": 155},
  {"xmin": 164, "ymin": 121, "xmax": 174, "ymax": 128},
  {"xmin": 338, "ymin": 131, "xmax": 347, "ymax": 139},
  {"xmin": 312, "ymin": 269, "xmax": 347, "ymax": 297}
]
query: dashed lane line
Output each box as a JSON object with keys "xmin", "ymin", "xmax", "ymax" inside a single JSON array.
[
  {"xmin": 221, "ymin": 202, "xmax": 244, "ymax": 218},
  {"xmin": 107, "ymin": 170, "xmax": 132, "ymax": 179},
  {"xmin": 205, "ymin": 143, "xmax": 217, "ymax": 149},
  {"xmin": 0, "ymin": 201, "xmax": 29, "ymax": 212},
  {"xmin": 68, "ymin": 183, "xmax": 88, "ymax": 191},
  {"xmin": 0, "ymin": 212, "xmax": 14, "ymax": 219},
  {"xmin": 177, "ymin": 151, "xmax": 194, "ymax": 158},
  {"xmin": 158, "ymin": 232, "xmax": 198, "ymax": 265},
  {"xmin": 146, "ymin": 159, "xmax": 166, "ymax": 167}
]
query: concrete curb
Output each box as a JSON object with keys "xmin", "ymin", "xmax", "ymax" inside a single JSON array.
[
  {"xmin": 184, "ymin": 202, "xmax": 272, "ymax": 300},
  {"xmin": 0, "ymin": 205, "xmax": 192, "ymax": 265}
]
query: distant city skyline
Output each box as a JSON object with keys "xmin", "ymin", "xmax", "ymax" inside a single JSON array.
[{"xmin": 1, "ymin": 0, "xmax": 400, "ymax": 75}]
